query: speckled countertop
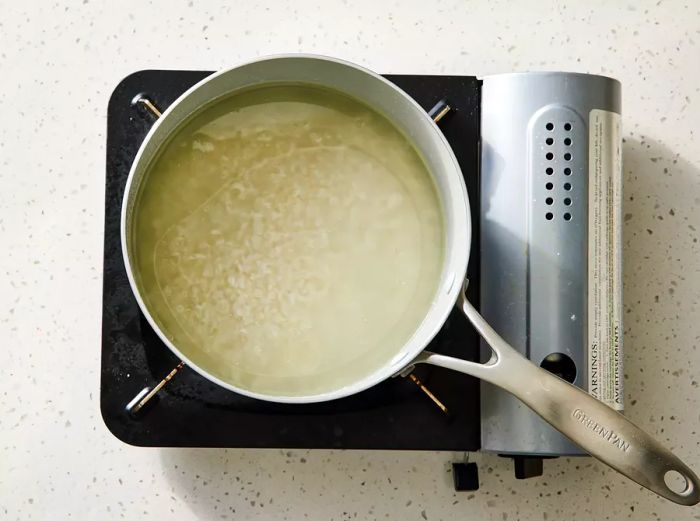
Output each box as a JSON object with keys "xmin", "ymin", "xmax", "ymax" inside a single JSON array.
[{"xmin": 2, "ymin": 1, "xmax": 699, "ymax": 519}]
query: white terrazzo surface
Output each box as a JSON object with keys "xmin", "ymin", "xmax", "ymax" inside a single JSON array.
[{"xmin": 2, "ymin": 0, "xmax": 699, "ymax": 519}]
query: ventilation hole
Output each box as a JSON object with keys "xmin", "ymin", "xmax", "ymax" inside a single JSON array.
[
  {"xmin": 540, "ymin": 353, "xmax": 577, "ymax": 383},
  {"xmin": 545, "ymin": 212, "xmax": 554, "ymax": 220},
  {"xmin": 564, "ymin": 123, "xmax": 572, "ymax": 131},
  {"xmin": 564, "ymin": 152, "xmax": 572, "ymax": 161},
  {"xmin": 563, "ymin": 212, "xmax": 572, "ymax": 221},
  {"xmin": 546, "ymin": 137, "xmax": 554, "ymax": 145},
  {"xmin": 564, "ymin": 182, "xmax": 572, "ymax": 191},
  {"xmin": 546, "ymin": 167, "xmax": 554, "ymax": 175},
  {"xmin": 546, "ymin": 122, "xmax": 554, "ymax": 131},
  {"xmin": 564, "ymin": 197, "xmax": 572, "ymax": 206},
  {"xmin": 546, "ymin": 197, "xmax": 554, "ymax": 205},
  {"xmin": 564, "ymin": 137, "xmax": 572, "ymax": 146},
  {"xmin": 546, "ymin": 152, "xmax": 554, "ymax": 160},
  {"xmin": 564, "ymin": 167, "xmax": 572, "ymax": 175},
  {"xmin": 546, "ymin": 182, "xmax": 554, "ymax": 190}
]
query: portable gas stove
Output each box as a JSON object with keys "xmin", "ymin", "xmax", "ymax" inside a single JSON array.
[{"xmin": 101, "ymin": 69, "xmax": 621, "ymax": 491}]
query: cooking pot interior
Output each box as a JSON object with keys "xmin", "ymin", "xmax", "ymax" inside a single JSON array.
[{"xmin": 121, "ymin": 55, "xmax": 470, "ymax": 401}]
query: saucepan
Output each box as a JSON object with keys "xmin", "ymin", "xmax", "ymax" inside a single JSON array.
[{"xmin": 121, "ymin": 54, "xmax": 699, "ymax": 505}]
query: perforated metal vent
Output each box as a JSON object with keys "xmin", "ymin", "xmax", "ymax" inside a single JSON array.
[
  {"xmin": 527, "ymin": 104, "xmax": 587, "ymax": 392},
  {"xmin": 532, "ymin": 110, "xmax": 585, "ymax": 223}
]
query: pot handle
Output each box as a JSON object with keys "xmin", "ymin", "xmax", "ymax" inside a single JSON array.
[{"xmin": 414, "ymin": 292, "xmax": 700, "ymax": 506}]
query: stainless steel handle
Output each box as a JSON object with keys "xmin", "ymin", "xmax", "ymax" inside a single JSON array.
[{"xmin": 415, "ymin": 292, "xmax": 700, "ymax": 506}]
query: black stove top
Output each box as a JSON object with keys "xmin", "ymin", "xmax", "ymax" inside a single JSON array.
[{"xmin": 101, "ymin": 70, "xmax": 482, "ymax": 450}]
